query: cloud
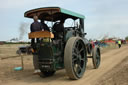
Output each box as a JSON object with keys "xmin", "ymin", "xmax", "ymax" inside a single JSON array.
[
  {"xmin": 85, "ymin": 15, "xmax": 128, "ymax": 39},
  {"xmin": 0, "ymin": 0, "xmax": 128, "ymax": 41},
  {"xmin": 0, "ymin": 0, "xmax": 50, "ymax": 9}
]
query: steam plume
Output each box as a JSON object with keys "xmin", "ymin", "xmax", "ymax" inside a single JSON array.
[{"xmin": 19, "ymin": 22, "xmax": 29, "ymax": 40}]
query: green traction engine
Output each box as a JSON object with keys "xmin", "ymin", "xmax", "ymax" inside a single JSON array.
[{"xmin": 24, "ymin": 7, "xmax": 101, "ymax": 79}]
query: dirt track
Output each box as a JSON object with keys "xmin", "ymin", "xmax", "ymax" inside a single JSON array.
[{"xmin": 0, "ymin": 45, "xmax": 128, "ymax": 85}]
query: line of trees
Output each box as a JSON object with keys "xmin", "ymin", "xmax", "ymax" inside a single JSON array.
[{"xmin": 125, "ymin": 36, "xmax": 128, "ymax": 40}]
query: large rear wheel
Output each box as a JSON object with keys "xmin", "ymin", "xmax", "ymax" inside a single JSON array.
[{"xmin": 64, "ymin": 37, "xmax": 87, "ymax": 79}]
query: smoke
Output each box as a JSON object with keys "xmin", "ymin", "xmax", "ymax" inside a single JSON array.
[
  {"xmin": 10, "ymin": 38, "xmax": 18, "ymax": 42},
  {"xmin": 18, "ymin": 22, "xmax": 29, "ymax": 40}
]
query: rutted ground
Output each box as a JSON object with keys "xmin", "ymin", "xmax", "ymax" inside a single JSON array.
[
  {"xmin": 95, "ymin": 56, "xmax": 128, "ymax": 85},
  {"xmin": 0, "ymin": 44, "xmax": 128, "ymax": 85}
]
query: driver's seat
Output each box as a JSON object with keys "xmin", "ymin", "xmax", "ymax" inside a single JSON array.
[
  {"xmin": 52, "ymin": 22, "xmax": 64, "ymax": 39},
  {"xmin": 52, "ymin": 22, "xmax": 64, "ymax": 32}
]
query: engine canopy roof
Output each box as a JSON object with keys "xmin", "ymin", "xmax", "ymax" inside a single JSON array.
[{"xmin": 24, "ymin": 7, "xmax": 85, "ymax": 21}]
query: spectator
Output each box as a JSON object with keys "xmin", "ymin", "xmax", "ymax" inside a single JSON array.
[{"xmin": 118, "ymin": 40, "xmax": 122, "ymax": 48}]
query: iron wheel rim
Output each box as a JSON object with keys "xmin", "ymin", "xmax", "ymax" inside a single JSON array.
[{"xmin": 72, "ymin": 39, "xmax": 86, "ymax": 78}]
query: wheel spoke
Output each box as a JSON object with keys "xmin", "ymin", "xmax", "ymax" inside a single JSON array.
[
  {"xmin": 96, "ymin": 53, "xmax": 99, "ymax": 59},
  {"xmin": 76, "ymin": 41, "xmax": 80, "ymax": 49},
  {"xmin": 78, "ymin": 47, "xmax": 84, "ymax": 54},
  {"xmin": 76, "ymin": 65, "xmax": 82, "ymax": 74},
  {"xmin": 72, "ymin": 58, "xmax": 77, "ymax": 63},
  {"xmin": 73, "ymin": 52, "xmax": 78, "ymax": 57}
]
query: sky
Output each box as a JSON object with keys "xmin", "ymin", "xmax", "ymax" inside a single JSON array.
[{"xmin": 0, "ymin": 0, "xmax": 128, "ymax": 41}]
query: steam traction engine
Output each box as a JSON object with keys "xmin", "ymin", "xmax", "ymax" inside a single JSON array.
[{"xmin": 24, "ymin": 7, "xmax": 101, "ymax": 79}]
